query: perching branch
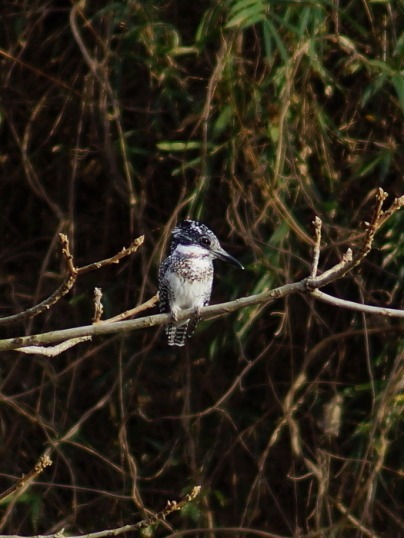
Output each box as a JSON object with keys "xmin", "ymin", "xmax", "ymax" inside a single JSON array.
[
  {"xmin": 14, "ymin": 295, "xmax": 161, "ymax": 356},
  {"xmin": 0, "ymin": 486, "xmax": 201, "ymax": 538},
  {"xmin": 1, "ymin": 273, "xmax": 402, "ymax": 353},
  {"xmin": 0, "ymin": 189, "xmax": 402, "ymax": 353}
]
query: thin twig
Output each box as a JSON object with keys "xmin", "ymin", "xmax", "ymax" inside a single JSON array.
[
  {"xmin": 0, "ymin": 235, "xmax": 144, "ymax": 327},
  {"xmin": 165, "ymin": 527, "xmax": 290, "ymax": 538},
  {"xmin": 307, "ymin": 248, "xmax": 353, "ymax": 289},
  {"xmin": 332, "ymin": 499, "xmax": 382, "ymax": 538},
  {"xmin": 100, "ymin": 294, "xmax": 159, "ymax": 323},
  {"xmin": 60, "ymin": 233, "xmax": 76, "ymax": 275},
  {"xmin": 77, "ymin": 236, "xmax": 144, "ymax": 275},
  {"xmin": 0, "ymin": 283, "xmax": 297, "ymax": 351},
  {"xmin": 0, "ymin": 487, "xmax": 201, "ymax": 538},
  {"xmin": 359, "ymin": 187, "xmax": 388, "ymax": 260},
  {"xmin": 307, "ymin": 189, "xmax": 402, "ymax": 290},
  {"xmin": 2, "ymin": 278, "xmax": 403, "ymax": 353},
  {"xmin": 92, "ymin": 288, "xmax": 104, "ymax": 323},
  {"xmin": 310, "ymin": 216, "xmax": 322, "ymax": 278},
  {"xmin": 0, "ymin": 455, "xmax": 52, "ymax": 503},
  {"xmin": 0, "ymin": 235, "xmax": 77, "ymax": 326},
  {"xmin": 16, "ymin": 336, "xmax": 92, "ymax": 357},
  {"xmin": 69, "ymin": 1, "xmax": 137, "ymax": 214},
  {"xmin": 310, "ymin": 289, "xmax": 404, "ymax": 317},
  {"xmin": 1, "ymin": 190, "xmax": 403, "ymax": 352}
]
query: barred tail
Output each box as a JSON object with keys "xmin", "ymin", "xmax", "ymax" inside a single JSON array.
[{"xmin": 166, "ymin": 321, "xmax": 189, "ymax": 347}]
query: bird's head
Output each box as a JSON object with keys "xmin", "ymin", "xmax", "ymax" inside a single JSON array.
[{"xmin": 170, "ymin": 220, "xmax": 244, "ymax": 269}]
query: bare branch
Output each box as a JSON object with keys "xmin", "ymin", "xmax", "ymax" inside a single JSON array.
[
  {"xmin": 2, "ymin": 275, "xmax": 402, "ymax": 354},
  {"xmin": 359, "ymin": 187, "xmax": 388, "ymax": 259},
  {"xmin": 1, "ymin": 189, "xmax": 403, "ymax": 353},
  {"xmin": 307, "ymin": 248, "xmax": 353, "ymax": 289},
  {"xmin": 310, "ymin": 216, "xmax": 322, "ymax": 278},
  {"xmin": 0, "ymin": 283, "xmax": 297, "ymax": 352},
  {"xmin": 310, "ymin": 289, "xmax": 404, "ymax": 318},
  {"xmin": 164, "ymin": 529, "xmax": 290, "ymax": 538},
  {"xmin": 0, "ymin": 235, "xmax": 144, "ymax": 327},
  {"xmin": 0, "ymin": 235, "xmax": 77, "ymax": 326},
  {"xmin": 16, "ymin": 336, "xmax": 92, "ymax": 356},
  {"xmin": 0, "ymin": 454, "xmax": 52, "ymax": 503},
  {"xmin": 0, "ymin": 486, "xmax": 201, "ymax": 538},
  {"xmin": 92, "ymin": 287, "xmax": 104, "ymax": 323},
  {"xmin": 378, "ymin": 193, "xmax": 404, "ymax": 224},
  {"xmin": 100, "ymin": 294, "xmax": 159, "ymax": 323},
  {"xmin": 307, "ymin": 189, "xmax": 402, "ymax": 290},
  {"xmin": 77, "ymin": 236, "xmax": 144, "ymax": 275},
  {"xmin": 60, "ymin": 233, "xmax": 77, "ymax": 275},
  {"xmin": 332, "ymin": 498, "xmax": 382, "ymax": 538}
]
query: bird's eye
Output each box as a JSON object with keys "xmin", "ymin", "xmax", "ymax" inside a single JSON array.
[{"xmin": 200, "ymin": 236, "xmax": 211, "ymax": 247}]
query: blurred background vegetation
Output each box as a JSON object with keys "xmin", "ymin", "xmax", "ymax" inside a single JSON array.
[{"xmin": 0, "ymin": 0, "xmax": 403, "ymax": 536}]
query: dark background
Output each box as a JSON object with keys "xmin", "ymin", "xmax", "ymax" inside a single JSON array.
[{"xmin": 0, "ymin": 1, "xmax": 403, "ymax": 536}]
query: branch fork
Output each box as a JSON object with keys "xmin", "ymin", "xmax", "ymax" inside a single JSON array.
[{"xmin": 0, "ymin": 189, "xmax": 403, "ymax": 354}]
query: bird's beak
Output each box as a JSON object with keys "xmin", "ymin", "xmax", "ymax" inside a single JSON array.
[{"xmin": 212, "ymin": 247, "xmax": 244, "ymax": 269}]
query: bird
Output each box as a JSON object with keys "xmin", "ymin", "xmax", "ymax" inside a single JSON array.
[{"xmin": 158, "ymin": 220, "xmax": 244, "ymax": 346}]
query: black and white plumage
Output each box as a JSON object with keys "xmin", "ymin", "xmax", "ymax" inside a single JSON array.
[{"xmin": 159, "ymin": 220, "xmax": 243, "ymax": 346}]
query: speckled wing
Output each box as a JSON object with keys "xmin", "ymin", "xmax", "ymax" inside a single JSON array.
[
  {"xmin": 158, "ymin": 257, "xmax": 172, "ymax": 315},
  {"xmin": 158, "ymin": 256, "xmax": 189, "ymax": 347}
]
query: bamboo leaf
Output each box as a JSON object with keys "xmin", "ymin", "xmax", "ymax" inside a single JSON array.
[
  {"xmin": 391, "ymin": 72, "xmax": 404, "ymax": 114},
  {"xmin": 226, "ymin": 0, "xmax": 267, "ymax": 29},
  {"xmin": 157, "ymin": 141, "xmax": 205, "ymax": 151}
]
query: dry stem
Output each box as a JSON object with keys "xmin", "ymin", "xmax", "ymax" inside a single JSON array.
[
  {"xmin": 0, "ymin": 235, "xmax": 143, "ymax": 327},
  {"xmin": 0, "ymin": 486, "xmax": 201, "ymax": 538},
  {"xmin": 0, "ymin": 455, "xmax": 52, "ymax": 503}
]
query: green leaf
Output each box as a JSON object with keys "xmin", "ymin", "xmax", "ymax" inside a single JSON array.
[
  {"xmin": 170, "ymin": 46, "xmax": 199, "ymax": 56},
  {"xmin": 226, "ymin": 0, "xmax": 267, "ymax": 29},
  {"xmin": 157, "ymin": 141, "xmax": 204, "ymax": 151},
  {"xmin": 213, "ymin": 104, "xmax": 233, "ymax": 136},
  {"xmin": 391, "ymin": 72, "xmax": 404, "ymax": 114},
  {"xmin": 360, "ymin": 72, "xmax": 389, "ymax": 107},
  {"xmin": 262, "ymin": 19, "xmax": 289, "ymax": 63},
  {"xmin": 172, "ymin": 156, "xmax": 202, "ymax": 176},
  {"xmin": 393, "ymin": 31, "xmax": 404, "ymax": 58},
  {"xmin": 356, "ymin": 150, "xmax": 392, "ymax": 178}
]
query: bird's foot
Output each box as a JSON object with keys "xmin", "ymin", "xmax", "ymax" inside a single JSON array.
[
  {"xmin": 171, "ymin": 307, "xmax": 180, "ymax": 323},
  {"xmin": 187, "ymin": 307, "xmax": 201, "ymax": 338}
]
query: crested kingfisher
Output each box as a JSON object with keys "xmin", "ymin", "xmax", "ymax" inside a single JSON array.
[{"xmin": 158, "ymin": 220, "xmax": 243, "ymax": 346}]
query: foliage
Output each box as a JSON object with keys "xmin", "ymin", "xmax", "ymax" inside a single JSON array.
[{"xmin": 0, "ymin": 0, "xmax": 403, "ymax": 536}]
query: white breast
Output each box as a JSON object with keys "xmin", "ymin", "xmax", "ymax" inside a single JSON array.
[{"xmin": 166, "ymin": 271, "xmax": 212, "ymax": 310}]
